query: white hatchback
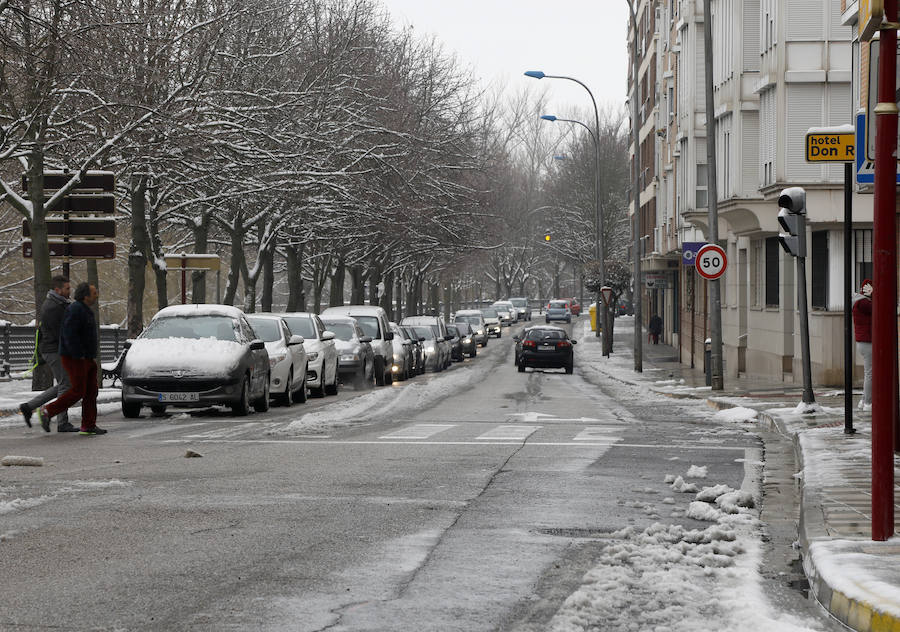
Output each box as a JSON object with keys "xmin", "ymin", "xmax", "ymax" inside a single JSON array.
[
  {"xmin": 279, "ymin": 312, "xmax": 339, "ymax": 398},
  {"xmin": 246, "ymin": 314, "xmax": 308, "ymax": 405}
]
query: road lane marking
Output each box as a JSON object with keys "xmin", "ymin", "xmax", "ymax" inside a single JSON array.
[
  {"xmin": 573, "ymin": 426, "xmax": 623, "ymax": 442},
  {"xmin": 126, "ymin": 423, "xmax": 205, "ymax": 438},
  {"xmin": 160, "ymin": 439, "xmax": 752, "ymax": 450},
  {"xmin": 182, "ymin": 423, "xmax": 263, "ymax": 439},
  {"xmin": 476, "ymin": 425, "xmax": 539, "ymax": 440},
  {"xmin": 379, "ymin": 424, "xmax": 456, "ymax": 440}
]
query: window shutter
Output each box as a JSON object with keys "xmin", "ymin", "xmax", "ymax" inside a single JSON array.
[
  {"xmin": 743, "ymin": 0, "xmax": 761, "ymax": 71},
  {"xmin": 811, "ymin": 231, "xmax": 828, "ymax": 309},
  {"xmin": 765, "ymin": 237, "xmax": 780, "ymax": 307},
  {"xmin": 786, "ymin": 84, "xmax": 824, "ymax": 181},
  {"xmin": 741, "ymin": 111, "xmax": 760, "ymax": 195},
  {"xmin": 787, "ymin": 0, "xmax": 824, "ymax": 40},
  {"xmin": 829, "ymin": 0, "xmax": 850, "ymax": 40}
]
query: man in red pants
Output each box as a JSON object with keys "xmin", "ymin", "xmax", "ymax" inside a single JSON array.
[{"xmin": 36, "ymin": 282, "xmax": 106, "ymax": 435}]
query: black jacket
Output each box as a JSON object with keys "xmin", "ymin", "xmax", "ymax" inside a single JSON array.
[
  {"xmin": 58, "ymin": 300, "xmax": 98, "ymax": 359},
  {"xmin": 38, "ymin": 290, "xmax": 72, "ymax": 356}
]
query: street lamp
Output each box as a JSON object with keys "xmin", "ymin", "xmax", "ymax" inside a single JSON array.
[
  {"xmin": 625, "ymin": 0, "xmax": 643, "ymax": 373},
  {"xmin": 527, "ymin": 70, "xmax": 609, "ymax": 354}
]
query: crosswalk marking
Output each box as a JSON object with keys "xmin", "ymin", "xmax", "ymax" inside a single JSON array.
[
  {"xmin": 183, "ymin": 422, "xmax": 263, "ymax": 439},
  {"xmin": 476, "ymin": 425, "xmax": 539, "ymax": 441},
  {"xmin": 379, "ymin": 424, "xmax": 456, "ymax": 440},
  {"xmin": 573, "ymin": 426, "xmax": 623, "ymax": 442}
]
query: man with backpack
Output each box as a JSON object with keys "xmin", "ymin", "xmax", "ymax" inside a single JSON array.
[{"xmin": 19, "ymin": 275, "xmax": 79, "ymax": 432}]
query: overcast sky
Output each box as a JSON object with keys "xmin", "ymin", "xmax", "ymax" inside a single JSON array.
[{"xmin": 378, "ymin": 1, "xmax": 630, "ymax": 116}]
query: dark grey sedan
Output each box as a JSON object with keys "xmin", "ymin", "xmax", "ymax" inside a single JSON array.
[{"xmin": 120, "ymin": 305, "xmax": 270, "ymax": 418}]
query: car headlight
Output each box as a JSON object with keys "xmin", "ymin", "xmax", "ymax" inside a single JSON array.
[
  {"xmin": 464, "ymin": 337, "xmax": 472, "ymax": 344},
  {"xmin": 425, "ymin": 345, "xmax": 435, "ymax": 353},
  {"xmin": 477, "ymin": 329, "xmax": 484, "ymax": 335},
  {"xmin": 307, "ymin": 351, "xmax": 319, "ymax": 361},
  {"xmin": 340, "ymin": 354, "xmax": 357, "ymax": 361},
  {"xmin": 269, "ymin": 352, "xmax": 287, "ymax": 368}
]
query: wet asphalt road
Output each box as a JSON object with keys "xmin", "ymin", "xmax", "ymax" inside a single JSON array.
[{"xmin": 0, "ymin": 318, "xmax": 835, "ymax": 631}]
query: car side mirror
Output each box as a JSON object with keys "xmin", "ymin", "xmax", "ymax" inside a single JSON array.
[
  {"xmin": 513, "ymin": 336, "xmax": 520, "ymax": 341},
  {"xmin": 402, "ymin": 339, "xmax": 411, "ymax": 345},
  {"xmin": 384, "ymin": 331, "xmax": 394, "ymax": 341},
  {"xmin": 124, "ymin": 339, "xmax": 134, "ymax": 350},
  {"xmin": 250, "ymin": 339, "xmax": 266, "ymax": 351},
  {"xmin": 444, "ymin": 335, "xmax": 454, "ymax": 341},
  {"xmin": 288, "ymin": 335, "xmax": 304, "ymax": 346},
  {"xmin": 571, "ymin": 339, "xmax": 578, "ymax": 344},
  {"xmin": 418, "ymin": 337, "xmax": 426, "ymax": 342},
  {"xmin": 321, "ymin": 331, "xmax": 335, "ymax": 341},
  {"xmin": 360, "ymin": 336, "xmax": 373, "ymax": 344}
]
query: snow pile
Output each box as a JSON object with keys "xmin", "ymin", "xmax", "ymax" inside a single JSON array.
[
  {"xmin": 713, "ymin": 406, "xmax": 758, "ymax": 423},
  {"xmin": 670, "ymin": 476, "xmax": 699, "ymax": 493},
  {"xmin": 685, "ymin": 465, "xmax": 708, "ymax": 478},
  {"xmin": 696, "ymin": 484, "xmax": 734, "ymax": 503}
]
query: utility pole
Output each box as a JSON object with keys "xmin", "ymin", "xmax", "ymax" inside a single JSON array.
[
  {"xmin": 626, "ymin": 0, "xmax": 642, "ymax": 372},
  {"xmin": 702, "ymin": 0, "xmax": 724, "ymax": 390}
]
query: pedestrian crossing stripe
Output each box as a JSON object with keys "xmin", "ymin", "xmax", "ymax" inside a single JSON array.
[
  {"xmin": 573, "ymin": 426, "xmax": 624, "ymax": 442},
  {"xmin": 476, "ymin": 425, "xmax": 539, "ymax": 440},
  {"xmin": 379, "ymin": 424, "xmax": 456, "ymax": 440},
  {"xmin": 182, "ymin": 422, "xmax": 263, "ymax": 439}
]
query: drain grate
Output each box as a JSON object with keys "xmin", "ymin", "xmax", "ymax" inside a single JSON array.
[{"xmin": 537, "ymin": 527, "xmax": 616, "ymax": 539}]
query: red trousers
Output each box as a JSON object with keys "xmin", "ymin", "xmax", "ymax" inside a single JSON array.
[{"xmin": 44, "ymin": 357, "xmax": 98, "ymax": 429}]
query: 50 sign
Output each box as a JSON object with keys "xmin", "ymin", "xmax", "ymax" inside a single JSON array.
[{"xmin": 695, "ymin": 244, "xmax": 727, "ymax": 280}]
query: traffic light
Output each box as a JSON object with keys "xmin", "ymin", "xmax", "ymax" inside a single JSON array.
[
  {"xmin": 777, "ymin": 187, "xmax": 806, "ymax": 258},
  {"xmin": 544, "ymin": 233, "xmax": 551, "ymax": 242}
]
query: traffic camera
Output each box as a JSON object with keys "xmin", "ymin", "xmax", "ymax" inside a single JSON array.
[{"xmin": 777, "ymin": 187, "xmax": 807, "ymax": 258}]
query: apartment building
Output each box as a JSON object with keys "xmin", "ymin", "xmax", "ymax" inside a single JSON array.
[{"xmin": 628, "ymin": 0, "xmax": 873, "ymax": 386}]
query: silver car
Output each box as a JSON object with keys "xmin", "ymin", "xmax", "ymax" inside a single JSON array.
[
  {"xmin": 280, "ymin": 312, "xmax": 339, "ymax": 398},
  {"xmin": 247, "ymin": 314, "xmax": 308, "ymax": 406}
]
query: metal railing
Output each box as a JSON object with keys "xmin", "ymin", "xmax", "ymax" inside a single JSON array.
[{"xmin": 0, "ymin": 324, "xmax": 125, "ymax": 377}]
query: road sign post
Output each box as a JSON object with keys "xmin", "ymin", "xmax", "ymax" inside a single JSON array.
[
  {"xmin": 806, "ymin": 126, "xmax": 857, "ymax": 434},
  {"xmin": 160, "ymin": 254, "xmax": 221, "ymax": 304}
]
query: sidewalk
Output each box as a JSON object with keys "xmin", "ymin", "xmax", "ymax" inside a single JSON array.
[{"xmin": 594, "ymin": 317, "xmax": 900, "ymax": 632}]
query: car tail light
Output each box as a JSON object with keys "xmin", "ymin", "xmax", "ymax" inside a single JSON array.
[
  {"xmin": 523, "ymin": 340, "xmax": 536, "ymax": 348},
  {"xmin": 557, "ymin": 340, "xmax": 571, "ymax": 348}
]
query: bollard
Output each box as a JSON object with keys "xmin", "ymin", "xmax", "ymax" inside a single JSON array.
[{"xmin": 704, "ymin": 338, "xmax": 712, "ymax": 387}]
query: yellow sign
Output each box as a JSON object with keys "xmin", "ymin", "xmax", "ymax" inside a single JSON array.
[
  {"xmin": 859, "ymin": 0, "xmax": 884, "ymax": 42},
  {"xmin": 163, "ymin": 253, "xmax": 221, "ymax": 271},
  {"xmin": 805, "ymin": 131, "xmax": 855, "ymax": 162}
]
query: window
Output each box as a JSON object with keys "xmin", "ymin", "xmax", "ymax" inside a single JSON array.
[
  {"xmin": 811, "ymin": 231, "xmax": 828, "ymax": 309},
  {"xmin": 765, "ymin": 237, "xmax": 780, "ymax": 307},
  {"xmin": 696, "ymin": 164, "xmax": 708, "ymax": 208},
  {"xmin": 668, "ymin": 86, "xmax": 675, "ymax": 118},
  {"xmin": 855, "ymin": 229, "xmax": 873, "ymax": 288},
  {"xmin": 751, "ymin": 240, "xmax": 763, "ymax": 307}
]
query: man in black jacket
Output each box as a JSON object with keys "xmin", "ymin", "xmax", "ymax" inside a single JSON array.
[
  {"xmin": 36, "ymin": 282, "xmax": 106, "ymax": 435},
  {"xmin": 20, "ymin": 275, "xmax": 79, "ymax": 432}
]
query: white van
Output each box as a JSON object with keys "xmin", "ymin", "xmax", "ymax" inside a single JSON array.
[{"xmin": 320, "ymin": 305, "xmax": 395, "ymax": 385}]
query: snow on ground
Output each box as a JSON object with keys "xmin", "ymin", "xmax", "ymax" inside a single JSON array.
[
  {"xmin": 796, "ymin": 426, "xmax": 872, "ymax": 489},
  {"xmin": 713, "ymin": 406, "xmax": 759, "ymax": 423},
  {"xmin": 0, "ymin": 378, "xmax": 121, "ymax": 429},
  {"xmin": 548, "ymin": 480, "xmax": 828, "ymax": 632}
]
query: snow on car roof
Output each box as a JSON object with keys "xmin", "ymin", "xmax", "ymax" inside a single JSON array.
[
  {"xmin": 321, "ymin": 305, "xmax": 385, "ymax": 316},
  {"xmin": 245, "ymin": 313, "xmax": 285, "ymax": 321},
  {"xmin": 153, "ymin": 304, "xmax": 244, "ymax": 319},
  {"xmin": 321, "ymin": 314, "xmax": 358, "ymax": 323}
]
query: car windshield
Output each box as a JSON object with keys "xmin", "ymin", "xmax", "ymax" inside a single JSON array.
[
  {"xmin": 509, "ymin": 298, "xmax": 527, "ymax": 307},
  {"xmin": 481, "ymin": 309, "xmax": 498, "ymax": 318},
  {"xmin": 142, "ymin": 315, "xmax": 237, "ymax": 342},
  {"xmin": 526, "ymin": 329, "xmax": 565, "ymax": 341},
  {"xmin": 456, "ymin": 323, "xmax": 472, "ymax": 335},
  {"xmin": 324, "ymin": 322, "xmax": 355, "ymax": 341},
  {"xmin": 283, "ymin": 316, "xmax": 316, "ymax": 339},
  {"xmin": 456, "ymin": 315, "xmax": 480, "ymax": 325},
  {"xmin": 354, "ymin": 315, "xmax": 380, "ymax": 339},
  {"xmin": 247, "ymin": 318, "xmax": 281, "ymax": 342},
  {"xmin": 447, "ymin": 325, "xmax": 459, "ymax": 336},
  {"xmin": 549, "ymin": 301, "xmax": 569, "ymax": 308},
  {"xmin": 412, "ymin": 326, "xmax": 436, "ymax": 340}
]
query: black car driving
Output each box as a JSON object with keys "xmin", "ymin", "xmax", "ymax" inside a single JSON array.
[{"xmin": 514, "ymin": 326, "xmax": 576, "ymax": 374}]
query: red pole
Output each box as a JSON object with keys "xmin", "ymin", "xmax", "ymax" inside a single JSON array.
[
  {"xmin": 181, "ymin": 254, "xmax": 187, "ymax": 305},
  {"xmin": 871, "ymin": 0, "xmax": 898, "ymax": 542}
]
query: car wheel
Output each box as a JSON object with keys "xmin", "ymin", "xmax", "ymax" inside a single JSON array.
[
  {"xmin": 292, "ymin": 373, "xmax": 308, "ymax": 403},
  {"xmin": 517, "ymin": 362, "xmax": 526, "ymax": 373},
  {"xmin": 374, "ymin": 357, "xmax": 386, "ymax": 386},
  {"xmin": 566, "ymin": 317, "xmax": 571, "ymax": 324},
  {"xmin": 150, "ymin": 405, "xmax": 167, "ymax": 416},
  {"xmin": 385, "ymin": 363, "xmax": 394, "ymax": 385},
  {"xmin": 325, "ymin": 364, "xmax": 339, "ymax": 395},
  {"xmin": 470, "ymin": 347, "xmax": 477, "ymax": 358},
  {"xmin": 253, "ymin": 375, "xmax": 270, "ymax": 413},
  {"xmin": 497, "ymin": 331, "xmax": 501, "ymax": 338},
  {"xmin": 232, "ymin": 375, "xmax": 251, "ymax": 416},
  {"xmin": 122, "ymin": 400, "xmax": 141, "ymax": 419},
  {"xmin": 565, "ymin": 364, "xmax": 574, "ymax": 375},
  {"xmin": 545, "ymin": 318, "xmax": 550, "ymax": 323},
  {"xmin": 279, "ymin": 369, "xmax": 294, "ymax": 406}
]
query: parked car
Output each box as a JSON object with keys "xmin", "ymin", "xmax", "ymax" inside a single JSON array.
[
  {"xmin": 453, "ymin": 309, "xmax": 488, "ymax": 346},
  {"xmin": 401, "ymin": 325, "xmax": 426, "ymax": 375},
  {"xmin": 321, "ymin": 315, "xmax": 375, "ymax": 389},
  {"xmin": 389, "ymin": 322, "xmax": 415, "ymax": 380},
  {"xmin": 321, "ymin": 305, "xmax": 394, "ymax": 386},
  {"xmin": 120, "ymin": 304, "xmax": 270, "ymax": 418},
  {"xmin": 246, "ymin": 314, "xmax": 308, "ymax": 406},
  {"xmin": 480, "ymin": 307, "xmax": 502, "ymax": 338},
  {"xmin": 453, "ymin": 321, "xmax": 478, "ymax": 358},
  {"xmin": 400, "ymin": 316, "xmax": 451, "ymax": 370},
  {"xmin": 408, "ymin": 324, "xmax": 448, "ymax": 372},
  {"xmin": 492, "ymin": 300, "xmax": 516, "ymax": 326},
  {"xmin": 279, "ymin": 312, "xmax": 339, "ymax": 398},
  {"xmin": 567, "ymin": 299, "xmax": 582, "ymax": 316},
  {"xmin": 446, "ymin": 324, "xmax": 464, "ymax": 362},
  {"xmin": 507, "ymin": 297, "xmax": 531, "ymax": 321},
  {"xmin": 545, "ymin": 299, "xmax": 572, "ymax": 323},
  {"xmin": 515, "ymin": 326, "xmax": 576, "ymax": 374}
]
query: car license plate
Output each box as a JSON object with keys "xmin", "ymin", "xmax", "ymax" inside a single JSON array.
[
  {"xmin": 539, "ymin": 345, "xmax": 555, "ymax": 351},
  {"xmin": 157, "ymin": 392, "xmax": 199, "ymax": 403}
]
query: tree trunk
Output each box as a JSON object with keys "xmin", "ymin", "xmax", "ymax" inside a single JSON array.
[
  {"xmin": 428, "ymin": 280, "xmax": 440, "ymax": 316},
  {"xmin": 349, "ymin": 265, "xmax": 365, "ymax": 304},
  {"xmin": 223, "ymin": 215, "xmax": 244, "ymax": 306},
  {"xmin": 261, "ymin": 232, "xmax": 275, "ymax": 312},
  {"xmin": 329, "ymin": 258, "xmax": 345, "ymax": 306},
  {"xmin": 368, "ymin": 259, "xmax": 382, "ymax": 307},
  {"xmin": 395, "ymin": 273, "xmax": 403, "ymax": 319},
  {"xmin": 380, "ymin": 269, "xmax": 394, "ymax": 320},
  {"xmin": 127, "ymin": 175, "xmax": 148, "ymax": 337},
  {"xmin": 286, "ymin": 243, "xmax": 305, "ymax": 312},
  {"xmin": 191, "ymin": 213, "xmax": 210, "ymax": 304},
  {"xmin": 442, "ymin": 282, "xmax": 451, "ymax": 321}
]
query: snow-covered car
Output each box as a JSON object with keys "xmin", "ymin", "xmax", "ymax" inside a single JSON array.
[
  {"xmin": 120, "ymin": 304, "xmax": 270, "ymax": 418},
  {"xmin": 389, "ymin": 322, "xmax": 415, "ymax": 380},
  {"xmin": 280, "ymin": 312, "xmax": 339, "ymax": 398},
  {"xmin": 246, "ymin": 314, "xmax": 308, "ymax": 406},
  {"xmin": 480, "ymin": 308, "xmax": 502, "ymax": 338},
  {"xmin": 492, "ymin": 300, "xmax": 516, "ymax": 326},
  {"xmin": 321, "ymin": 315, "xmax": 375, "ymax": 389}
]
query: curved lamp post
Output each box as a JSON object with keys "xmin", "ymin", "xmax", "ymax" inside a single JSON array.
[
  {"xmin": 624, "ymin": 0, "xmax": 643, "ymax": 372},
  {"xmin": 527, "ymin": 71, "xmax": 609, "ymax": 353}
]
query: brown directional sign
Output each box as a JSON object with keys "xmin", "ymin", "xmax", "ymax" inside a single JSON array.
[
  {"xmin": 22, "ymin": 240, "xmax": 116, "ymax": 259},
  {"xmin": 21, "ymin": 193, "xmax": 116, "ymax": 214},
  {"xmin": 22, "ymin": 218, "xmax": 116, "ymax": 238},
  {"xmin": 21, "ymin": 170, "xmax": 115, "ymax": 192}
]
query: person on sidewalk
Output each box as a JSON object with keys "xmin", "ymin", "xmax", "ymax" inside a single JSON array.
[
  {"xmin": 19, "ymin": 276, "xmax": 80, "ymax": 432},
  {"xmin": 648, "ymin": 314, "xmax": 663, "ymax": 345},
  {"xmin": 35, "ymin": 282, "xmax": 106, "ymax": 435},
  {"xmin": 852, "ymin": 279, "xmax": 873, "ymax": 412}
]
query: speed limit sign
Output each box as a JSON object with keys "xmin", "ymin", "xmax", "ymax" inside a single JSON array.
[{"xmin": 695, "ymin": 244, "xmax": 727, "ymax": 280}]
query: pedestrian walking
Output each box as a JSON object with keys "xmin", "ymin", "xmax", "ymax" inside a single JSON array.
[
  {"xmin": 852, "ymin": 279, "xmax": 873, "ymax": 412},
  {"xmin": 35, "ymin": 282, "xmax": 107, "ymax": 435},
  {"xmin": 19, "ymin": 276, "xmax": 79, "ymax": 432},
  {"xmin": 648, "ymin": 314, "xmax": 663, "ymax": 345}
]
